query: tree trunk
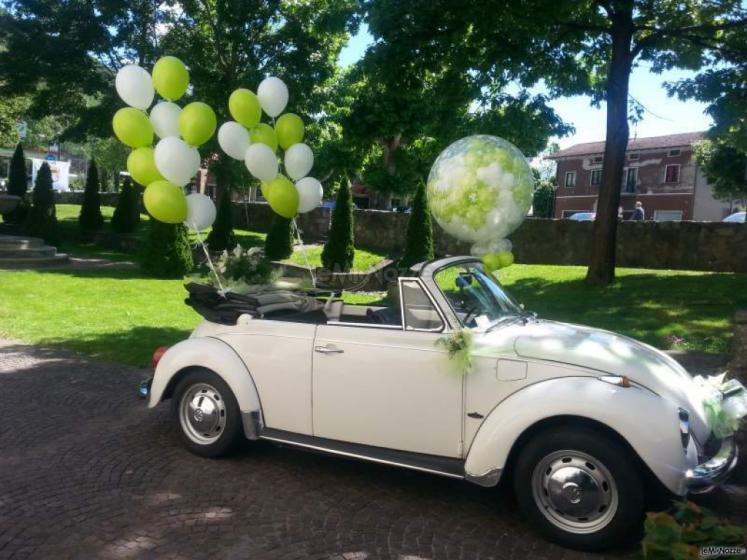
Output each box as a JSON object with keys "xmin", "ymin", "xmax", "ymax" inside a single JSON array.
[
  {"xmin": 371, "ymin": 135, "xmax": 402, "ymax": 210},
  {"xmin": 585, "ymin": 14, "xmax": 634, "ymax": 286}
]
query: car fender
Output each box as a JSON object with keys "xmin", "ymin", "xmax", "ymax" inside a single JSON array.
[
  {"xmin": 148, "ymin": 336, "xmax": 262, "ymax": 437},
  {"xmin": 464, "ymin": 376, "xmax": 697, "ymax": 496}
]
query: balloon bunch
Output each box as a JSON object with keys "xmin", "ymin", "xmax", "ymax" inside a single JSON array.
[
  {"xmin": 217, "ymin": 77, "xmax": 323, "ymax": 219},
  {"xmin": 113, "ymin": 57, "xmax": 217, "ymax": 232}
]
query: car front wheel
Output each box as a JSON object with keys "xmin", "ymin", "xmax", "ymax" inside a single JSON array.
[
  {"xmin": 172, "ymin": 369, "xmax": 243, "ymax": 457},
  {"xmin": 513, "ymin": 427, "xmax": 644, "ymax": 551}
]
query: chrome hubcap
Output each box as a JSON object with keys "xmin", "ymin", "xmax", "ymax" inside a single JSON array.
[
  {"xmin": 532, "ymin": 450, "xmax": 618, "ymax": 534},
  {"xmin": 179, "ymin": 383, "xmax": 226, "ymax": 445}
]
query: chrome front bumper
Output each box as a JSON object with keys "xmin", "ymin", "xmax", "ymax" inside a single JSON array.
[{"xmin": 686, "ymin": 437, "xmax": 738, "ymax": 493}]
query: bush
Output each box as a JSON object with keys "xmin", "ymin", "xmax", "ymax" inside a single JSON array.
[
  {"xmin": 400, "ymin": 181, "xmax": 434, "ymax": 269},
  {"xmin": 3, "ymin": 142, "xmax": 29, "ymax": 224},
  {"xmin": 264, "ymin": 214, "xmax": 294, "ymax": 260},
  {"xmin": 140, "ymin": 221, "xmax": 194, "ymax": 278},
  {"xmin": 111, "ymin": 177, "xmax": 141, "ymax": 234},
  {"xmin": 206, "ymin": 189, "xmax": 236, "ymax": 251},
  {"xmin": 79, "ymin": 159, "xmax": 104, "ymax": 231},
  {"xmin": 24, "ymin": 162, "xmax": 59, "ymax": 245},
  {"xmin": 321, "ymin": 183, "xmax": 354, "ymax": 272},
  {"xmin": 532, "ymin": 180, "xmax": 555, "ymax": 218}
]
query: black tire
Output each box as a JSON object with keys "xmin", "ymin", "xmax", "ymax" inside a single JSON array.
[
  {"xmin": 171, "ymin": 368, "xmax": 243, "ymax": 458},
  {"xmin": 513, "ymin": 426, "xmax": 644, "ymax": 551}
]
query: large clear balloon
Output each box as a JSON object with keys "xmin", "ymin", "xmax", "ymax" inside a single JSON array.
[
  {"xmin": 275, "ymin": 113, "xmax": 304, "ymax": 150},
  {"xmin": 257, "ymin": 77, "xmax": 288, "ymax": 118},
  {"xmin": 244, "ymin": 143, "xmax": 278, "ymax": 182},
  {"xmin": 295, "ymin": 177, "xmax": 323, "ymax": 213},
  {"xmin": 154, "ymin": 137, "xmax": 200, "ymax": 186},
  {"xmin": 152, "ymin": 56, "xmax": 189, "ymax": 101},
  {"xmin": 112, "ymin": 107, "xmax": 154, "ymax": 148},
  {"xmin": 284, "ymin": 143, "xmax": 314, "ymax": 181},
  {"xmin": 149, "ymin": 101, "xmax": 182, "ymax": 139},
  {"xmin": 179, "ymin": 102, "xmax": 216, "ymax": 146},
  {"xmin": 265, "ymin": 174, "xmax": 298, "ymax": 218},
  {"xmin": 250, "ymin": 123, "xmax": 278, "ymax": 151},
  {"xmin": 127, "ymin": 147, "xmax": 164, "ymax": 186},
  {"xmin": 184, "ymin": 193, "xmax": 217, "ymax": 231},
  {"xmin": 228, "ymin": 88, "xmax": 262, "ymax": 128},
  {"xmin": 217, "ymin": 121, "xmax": 251, "ymax": 161},
  {"xmin": 144, "ymin": 180, "xmax": 188, "ymax": 224},
  {"xmin": 427, "ymin": 135, "xmax": 533, "ymax": 256},
  {"xmin": 115, "ymin": 65, "xmax": 155, "ymax": 110}
]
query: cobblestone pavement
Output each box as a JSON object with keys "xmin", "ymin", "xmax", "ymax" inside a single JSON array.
[{"xmin": 0, "ymin": 340, "xmax": 743, "ymax": 560}]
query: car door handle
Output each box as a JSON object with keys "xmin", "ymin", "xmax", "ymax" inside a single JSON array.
[{"xmin": 315, "ymin": 345, "xmax": 344, "ymax": 354}]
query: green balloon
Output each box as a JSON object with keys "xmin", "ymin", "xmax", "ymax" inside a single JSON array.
[
  {"xmin": 152, "ymin": 56, "xmax": 189, "ymax": 101},
  {"xmin": 179, "ymin": 102, "xmax": 217, "ymax": 146},
  {"xmin": 127, "ymin": 147, "xmax": 163, "ymax": 186},
  {"xmin": 266, "ymin": 174, "xmax": 298, "ymax": 218},
  {"xmin": 498, "ymin": 251, "xmax": 515, "ymax": 268},
  {"xmin": 229, "ymin": 89, "xmax": 261, "ymax": 128},
  {"xmin": 250, "ymin": 123, "xmax": 278, "ymax": 151},
  {"xmin": 112, "ymin": 107, "xmax": 153, "ymax": 148},
  {"xmin": 143, "ymin": 180, "xmax": 188, "ymax": 224},
  {"xmin": 481, "ymin": 253, "xmax": 502, "ymax": 272},
  {"xmin": 274, "ymin": 113, "xmax": 304, "ymax": 150}
]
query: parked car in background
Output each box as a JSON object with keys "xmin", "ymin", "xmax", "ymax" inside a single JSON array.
[
  {"xmin": 143, "ymin": 256, "xmax": 740, "ymax": 552},
  {"xmin": 568, "ymin": 211, "xmax": 595, "ymax": 221},
  {"xmin": 723, "ymin": 211, "xmax": 746, "ymax": 223}
]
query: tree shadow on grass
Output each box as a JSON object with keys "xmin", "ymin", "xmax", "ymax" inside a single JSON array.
[
  {"xmin": 33, "ymin": 326, "xmax": 192, "ymax": 368},
  {"xmin": 505, "ymin": 271, "xmax": 747, "ymax": 354}
]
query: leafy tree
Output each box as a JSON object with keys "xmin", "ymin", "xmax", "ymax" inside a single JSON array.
[
  {"xmin": 532, "ymin": 179, "xmax": 555, "ymax": 219},
  {"xmin": 140, "ymin": 221, "xmax": 194, "ymax": 278},
  {"xmin": 206, "ymin": 189, "xmax": 237, "ymax": 252},
  {"xmin": 111, "ymin": 177, "xmax": 141, "ymax": 234},
  {"xmin": 694, "ymin": 140, "xmax": 747, "ymax": 203},
  {"xmin": 79, "ymin": 159, "xmax": 104, "ymax": 231},
  {"xmin": 400, "ymin": 181, "xmax": 433, "ymax": 269},
  {"xmin": 264, "ymin": 215, "xmax": 294, "ymax": 261},
  {"xmin": 24, "ymin": 162, "xmax": 59, "ymax": 245},
  {"xmin": 321, "ymin": 182, "xmax": 354, "ymax": 272},
  {"xmin": 159, "ymin": 0, "xmax": 359, "ymax": 245},
  {"xmin": 0, "ymin": 1, "xmax": 162, "ymax": 140},
  {"xmin": 355, "ymin": 0, "xmax": 746, "ymax": 284},
  {"xmin": 2, "ymin": 143, "xmax": 29, "ymax": 224}
]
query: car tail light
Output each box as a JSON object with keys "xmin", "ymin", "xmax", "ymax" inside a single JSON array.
[{"xmin": 151, "ymin": 346, "xmax": 170, "ymax": 369}]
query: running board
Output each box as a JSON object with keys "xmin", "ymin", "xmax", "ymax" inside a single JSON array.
[{"xmin": 259, "ymin": 428, "xmax": 466, "ymax": 480}]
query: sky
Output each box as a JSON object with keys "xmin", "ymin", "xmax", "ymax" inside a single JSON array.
[{"xmin": 338, "ymin": 26, "xmax": 713, "ymax": 150}]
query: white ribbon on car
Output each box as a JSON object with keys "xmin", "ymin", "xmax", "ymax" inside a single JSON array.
[{"xmin": 693, "ymin": 373, "xmax": 747, "ymax": 438}]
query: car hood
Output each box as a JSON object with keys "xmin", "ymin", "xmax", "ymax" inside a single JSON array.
[{"xmin": 480, "ymin": 319, "xmax": 713, "ymax": 443}]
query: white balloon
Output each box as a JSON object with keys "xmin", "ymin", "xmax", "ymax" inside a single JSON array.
[
  {"xmin": 284, "ymin": 143, "xmax": 314, "ymax": 181},
  {"xmin": 295, "ymin": 177, "xmax": 323, "ymax": 213},
  {"xmin": 115, "ymin": 65, "xmax": 154, "ymax": 110},
  {"xmin": 257, "ymin": 77, "xmax": 289, "ymax": 118},
  {"xmin": 149, "ymin": 101, "xmax": 182, "ymax": 139},
  {"xmin": 184, "ymin": 193, "xmax": 217, "ymax": 231},
  {"xmin": 218, "ymin": 121, "xmax": 251, "ymax": 160},
  {"xmin": 244, "ymin": 143, "xmax": 278, "ymax": 182},
  {"xmin": 154, "ymin": 137, "xmax": 201, "ymax": 186}
]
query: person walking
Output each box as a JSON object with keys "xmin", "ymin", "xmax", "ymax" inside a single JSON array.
[{"xmin": 631, "ymin": 201, "xmax": 645, "ymax": 221}]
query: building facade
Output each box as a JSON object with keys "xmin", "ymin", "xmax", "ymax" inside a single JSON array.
[{"xmin": 549, "ymin": 131, "xmax": 733, "ymax": 221}]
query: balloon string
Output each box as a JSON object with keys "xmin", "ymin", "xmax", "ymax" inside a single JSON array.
[
  {"xmin": 194, "ymin": 227, "xmax": 225, "ymax": 296},
  {"xmin": 291, "ymin": 217, "xmax": 315, "ymax": 288}
]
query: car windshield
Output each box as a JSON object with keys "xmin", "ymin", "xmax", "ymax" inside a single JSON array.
[{"xmin": 434, "ymin": 261, "xmax": 525, "ymax": 329}]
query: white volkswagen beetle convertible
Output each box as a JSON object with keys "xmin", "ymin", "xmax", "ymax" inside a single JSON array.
[{"xmin": 143, "ymin": 256, "xmax": 739, "ymax": 550}]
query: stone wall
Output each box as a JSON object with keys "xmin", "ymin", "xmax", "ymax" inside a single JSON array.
[{"xmin": 232, "ymin": 202, "xmax": 747, "ymax": 273}]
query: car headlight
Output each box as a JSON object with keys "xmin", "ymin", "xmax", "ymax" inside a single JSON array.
[{"xmin": 678, "ymin": 408, "xmax": 690, "ymax": 453}]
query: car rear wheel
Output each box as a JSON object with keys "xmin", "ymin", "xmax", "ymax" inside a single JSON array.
[
  {"xmin": 513, "ymin": 427, "xmax": 644, "ymax": 551},
  {"xmin": 172, "ymin": 369, "xmax": 243, "ymax": 457}
]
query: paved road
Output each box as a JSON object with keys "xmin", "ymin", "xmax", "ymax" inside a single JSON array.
[{"xmin": 0, "ymin": 340, "xmax": 742, "ymax": 560}]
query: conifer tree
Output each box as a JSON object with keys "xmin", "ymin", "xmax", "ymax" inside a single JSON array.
[
  {"xmin": 321, "ymin": 183, "xmax": 354, "ymax": 272},
  {"xmin": 25, "ymin": 162, "xmax": 59, "ymax": 245},
  {"xmin": 3, "ymin": 143, "xmax": 28, "ymax": 224},
  {"xmin": 264, "ymin": 214, "xmax": 294, "ymax": 260},
  {"xmin": 400, "ymin": 181, "xmax": 433, "ymax": 269},
  {"xmin": 79, "ymin": 159, "xmax": 104, "ymax": 231},
  {"xmin": 111, "ymin": 177, "xmax": 141, "ymax": 234}
]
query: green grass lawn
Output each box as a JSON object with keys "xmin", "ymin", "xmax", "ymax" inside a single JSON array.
[
  {"xmin": 282, "ymin": 244, "xmax": 386, "ymax": 272},
  {"xmin": 0, "ymin": 262, "xmax": 743, "ymax": 367}
]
